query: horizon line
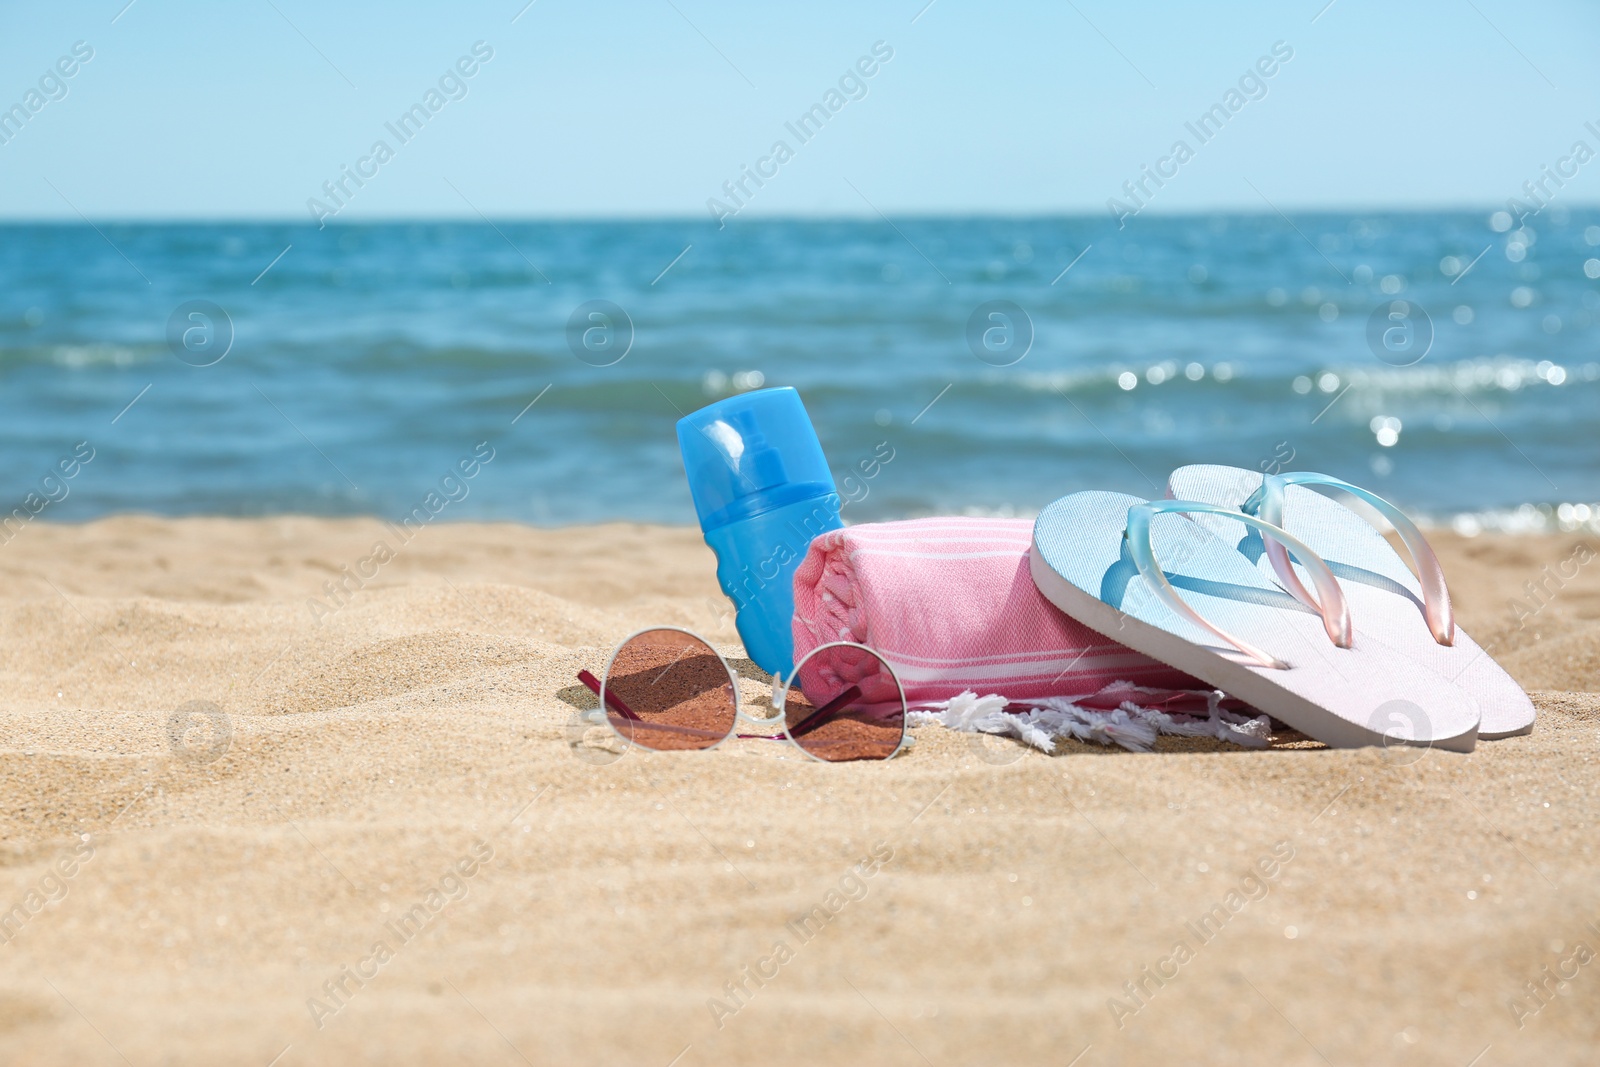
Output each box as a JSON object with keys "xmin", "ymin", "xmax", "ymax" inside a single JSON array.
[{"xmin": 2, "ymin": 202, "xmax": 1598, "ymax": 226}]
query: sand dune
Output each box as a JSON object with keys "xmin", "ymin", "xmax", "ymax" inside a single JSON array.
[{"xmin": 2, "ymin": 517, "xmax": 1598, "ymax": 1065}]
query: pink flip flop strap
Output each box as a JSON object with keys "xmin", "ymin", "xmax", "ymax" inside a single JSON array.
[
  {"xmin": 1245, "ymin": 472, "xmax": 1454, "ymax": 646},
  {"xmin": 1126, "ymin": 499, "xmax": 1353, "ymax": 670}
]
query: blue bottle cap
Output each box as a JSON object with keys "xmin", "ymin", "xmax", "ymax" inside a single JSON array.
[{"xmin": 677, "ymin": 387, "xmax": 837, "ymax": 532}]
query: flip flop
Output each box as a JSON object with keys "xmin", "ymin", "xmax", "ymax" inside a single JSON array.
[
  {"xmin": 1029, "ymin": 491, "xmax": 1480, "ymax": 751},
  {"xmin": 1166, "ymin": 465, "xmax": 1534, "ymax": 739}
]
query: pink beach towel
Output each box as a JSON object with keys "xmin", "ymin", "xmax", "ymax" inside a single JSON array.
[{"xmin": 790, "ymin": 517, "xmax": 1202, "ymax": 705}]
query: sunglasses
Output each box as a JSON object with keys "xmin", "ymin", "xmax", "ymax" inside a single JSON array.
[{"xmin": 576, "ymin": 627, "xmax": 910, "ymax": 762}]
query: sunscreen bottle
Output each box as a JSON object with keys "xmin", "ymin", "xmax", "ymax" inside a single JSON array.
[{"xmin": 676, "ymin": 387, "xmax": 842, "ymax": 678}]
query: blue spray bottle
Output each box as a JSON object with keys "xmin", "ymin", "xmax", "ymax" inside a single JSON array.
[{"xmin": 677, "ymin": 387, "xmax": 843, "ymax": 679}]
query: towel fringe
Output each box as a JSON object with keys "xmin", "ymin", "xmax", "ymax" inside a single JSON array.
[{"xmin": 907, "ymin": 683, "xmax": 1273, "ymax": 755}]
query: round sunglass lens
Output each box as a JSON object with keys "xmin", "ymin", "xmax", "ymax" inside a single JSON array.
[
  {"xmin": 784, "ymin": 644, "xmax": 906, "ymax": 762},
  {"xmin": 603, "ymin": 629, "xmax": 736, "ymax": 751}
]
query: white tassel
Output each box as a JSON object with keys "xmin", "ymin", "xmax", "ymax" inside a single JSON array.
[
  {"xmin": 912, "ymin": 686, "xmax": 1274, "ymax": 755},
  {"xmin": 940, "ymin": 691, "xmax": 1010, "ymax": 730}
]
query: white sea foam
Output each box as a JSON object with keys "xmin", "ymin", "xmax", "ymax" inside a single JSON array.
[
  {"xmin": 50, "ymin": 344, "xmax": 140, "ymax": 367},
  {"xmin": 1424, "ymin": 502, "xmax": 1600, "ymax": 537}
]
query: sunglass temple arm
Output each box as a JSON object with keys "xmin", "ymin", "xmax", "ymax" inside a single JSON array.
[
  {"xmin": 786, "ymin": 685, "xmax": 862, "ymax": 738},
  {"xmin": 577, "ymin": 670, "xmax": 643, "ymax": 721}
]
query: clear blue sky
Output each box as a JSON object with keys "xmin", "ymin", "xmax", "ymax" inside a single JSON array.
[{"xmin": 2, "ymin": 0, "xmax": 1597, "ymax": 220}]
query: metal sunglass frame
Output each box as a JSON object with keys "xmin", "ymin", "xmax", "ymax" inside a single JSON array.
[{"xmin": 577, "ymin": 627, "xmax": 912, "ymax": 762}]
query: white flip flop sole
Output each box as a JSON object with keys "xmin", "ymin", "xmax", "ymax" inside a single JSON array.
[
  {"xmin": 1167, "ymin": 465, "xmax": 1534, "ymax": 739},
  {"xmin": 1031, "ymin": 491, "xmax": 1480, "ymax": 751}
]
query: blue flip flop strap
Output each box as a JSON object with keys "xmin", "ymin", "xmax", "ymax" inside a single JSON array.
[
  {"xmin": 1243, "ymin": 472, "xmax": 1455, "ymax": 646},
  {"xmin": 1126, "ymin": 499, "xmax": 1354, "ymax": 670}
]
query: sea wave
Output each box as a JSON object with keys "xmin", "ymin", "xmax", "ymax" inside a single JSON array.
[
  {"xmin": 0, "ymin": 344, "xmax": 153, "ymax": 369},
  {"xmin": 1013, "ymin": 356, "xmax": 1599, "ymax": 398},
  {"xmin": 1427, "ymin": 502, "xmax": 1600, "ymax": 537}
]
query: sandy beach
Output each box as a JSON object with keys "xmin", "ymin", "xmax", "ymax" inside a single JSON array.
[{"xmin": 2, "ymin": 515, "xmax": 1598, "ymax": 1066}]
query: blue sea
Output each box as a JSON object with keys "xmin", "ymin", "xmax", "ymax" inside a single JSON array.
[{"xmin": 2, "ymin": 212, "xmax": 1598, "ymax": 532}]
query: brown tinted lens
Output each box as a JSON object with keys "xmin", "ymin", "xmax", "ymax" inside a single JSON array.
[
  {"xmin": 785, "ymin": 645, "xmax": 905, "ymax": 762},
  {"xmin": 603, "ymin": 629, "xmax": 735, "ymax": 751}
]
